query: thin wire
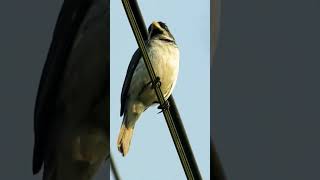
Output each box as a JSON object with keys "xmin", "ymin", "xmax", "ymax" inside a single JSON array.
[
  {"xmin": 110, "ymin": 154, "xmax": 121, "ymax": 180},
  {"xmin": 121, "ymin": 0, "xmax": 195, "ymax": 179},
  {"xmin": 122, "ymin": 1, "xmax": 190, "ymax": 177}
]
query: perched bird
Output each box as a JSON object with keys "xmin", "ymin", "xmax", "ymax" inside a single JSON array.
[
  {"xmin": 117, "ymin": 21, "xmax": 180, "ymax": 156},
  {"xmin": 33, "ymin": 0, "xmax": 109, "ymax": 179}
]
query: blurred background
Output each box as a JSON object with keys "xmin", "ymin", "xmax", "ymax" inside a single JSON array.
[
  {"xmin": 213, "ymin": 0, "xmax": 320, "ymax": 179},
  {"xmin": 0, "ymin": 1, "xmax": 109, "ymax": 179}
]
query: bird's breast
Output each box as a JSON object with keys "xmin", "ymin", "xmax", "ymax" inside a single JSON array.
[
  {"xmin": 148, "ymin": 41, "xmax": 179, "ymax": 78},
  {"xmin": 147, "ymin": 41, "xmax": 179, "ymax": 98},
  {"xmin": 128, "ymin": 40, "xmax": 180, "ymax": 107}
]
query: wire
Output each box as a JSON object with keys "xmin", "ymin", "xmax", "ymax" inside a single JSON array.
[
  {"xmin": 110, "ymin": 154, "xmax": 121, "ymax": 180},
  {"xmin": 121, "ymin": 0, "xmax": 202, "ymax": 179}
]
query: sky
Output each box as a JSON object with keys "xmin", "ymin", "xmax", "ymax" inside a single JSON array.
[{"xmin": 110, "ymin": 0, "xmax": 210, "ymax": 179}]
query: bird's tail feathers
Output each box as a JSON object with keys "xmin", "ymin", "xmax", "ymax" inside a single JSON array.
[{"xmin": 117, "ymin": 122, "xmax": 134, "ymax": 156}]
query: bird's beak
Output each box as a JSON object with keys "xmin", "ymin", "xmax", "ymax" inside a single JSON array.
[
  {"xmin": 148, "ymin": 21, "xmax": 166, "ymax": 40},
  {"xmin": 151, "ymin": 21, "xmax": 163, "ymax": 32}
]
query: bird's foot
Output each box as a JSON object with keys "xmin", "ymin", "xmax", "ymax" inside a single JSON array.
[
  {"xmin": 152, "ymin": 76, "xmax": 161, "ymax": 88},
  {"xmin": 157, "ymin": 100, "xmax": 170, "ymax": 114},
  {"xmin": 140, "ymin": 77, "xmax": 162, "ymax": 97}
]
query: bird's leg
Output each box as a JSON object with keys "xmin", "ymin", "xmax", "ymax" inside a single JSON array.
[
  {"xmin": 157, "ymin": 100, "xmax": 170, "ymax": 114},
  {"xmin": 142, "ymin": 76, "xmax": 169, "ymax": 114},
  {"xmin": 151, "ymin": 76, "xmax": 161, "ymax": 89},
  {"xmin": 150, "ymin": 76, "xmax": 170, "ymax": 113},
  {"xmin": 138, "ymin": 76, "xmax": 162, "ymax": 97}
]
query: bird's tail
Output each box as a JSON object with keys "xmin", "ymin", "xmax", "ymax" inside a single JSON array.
[{"xmin": 117, "ymin": 122, "xmax": 134, "ymax": 156}]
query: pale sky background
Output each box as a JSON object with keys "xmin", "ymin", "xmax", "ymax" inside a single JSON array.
[{"xmin": 110, "ymin": 0, "xmax": 210, "ymax": 179}]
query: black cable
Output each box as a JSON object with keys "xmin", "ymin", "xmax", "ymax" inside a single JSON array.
[{"xmin": 121, "ymin": 0, "xmax": 202, "ymax": 179}]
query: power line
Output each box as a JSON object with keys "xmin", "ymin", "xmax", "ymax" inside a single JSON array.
[
  {"xmin": 110, "ymin": 154, "xmax": 121, "ymax": 180},
  {"xmin": 121, "ymin": 0, "xmax": 202, "ymax": 179}
]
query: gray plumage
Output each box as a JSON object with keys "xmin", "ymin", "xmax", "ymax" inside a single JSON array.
[{"xmin": 117, "ymin": 21, "xmax": 179, "ymax": 156}]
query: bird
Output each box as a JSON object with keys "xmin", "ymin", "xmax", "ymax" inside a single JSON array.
[
  {"xmin": 117, "ymin": 21, "xmax": 180, "ymax": 156},
  {"xmin": 32, "ymin": 0, "xmax": 109, "ymax": 179}
]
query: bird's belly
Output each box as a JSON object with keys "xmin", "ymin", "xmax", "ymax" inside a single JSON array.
[{"xmin": 137, "ymin": 44, "xmax": 179, "ymax": 106}]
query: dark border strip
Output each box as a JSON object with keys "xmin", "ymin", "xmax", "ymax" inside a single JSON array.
[{"xmin": 211, "ymin": 0, "xmax": 226, "ymax": 179}]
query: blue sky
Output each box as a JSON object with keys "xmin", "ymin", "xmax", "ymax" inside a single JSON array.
[{"xmin": 110, "ymin": 0, "xmax": 210, "ymax": 179}]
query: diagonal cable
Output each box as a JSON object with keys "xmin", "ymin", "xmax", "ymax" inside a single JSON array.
[
  {"xmin": 110, "ymin": 154, "xmax": 121, "ymax": 180},
  {"xmin": 121, "ymin": 0, "xmax": 202, "ymax": 179}
]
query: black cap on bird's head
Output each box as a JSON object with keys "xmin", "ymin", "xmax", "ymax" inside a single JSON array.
[{"xmin": 148, "ymin": 21, "xmax": 175, "ymax": 43}]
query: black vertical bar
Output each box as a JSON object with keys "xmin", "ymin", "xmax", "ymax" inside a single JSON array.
[
  {"xmin": 211, "ymin": 0, "xmax": 226, "ymax": 179},
  {"xmin": 124, "ymin": 0, "xmax": 202, "ymax": 179}
]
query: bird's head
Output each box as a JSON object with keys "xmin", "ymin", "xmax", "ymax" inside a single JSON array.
[{"xmin": 148, "ymin": 21, "xmax": 175, "ymax": 43}]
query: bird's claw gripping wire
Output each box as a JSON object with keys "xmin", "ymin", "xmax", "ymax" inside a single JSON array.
[
  {"xmin": 140, "ymin": 77, "xmax": 162, "ymax": 97},
  {"xmin": 149, "ymin": 76, "xmax": 169, "ymax": 114},
  {"xmin": 157, "ymin": 100, "xmax": 170, "ymax": 114},
  {"xmin": 152, "ymin": 76, "xmax": 161, "ymax": 88}
]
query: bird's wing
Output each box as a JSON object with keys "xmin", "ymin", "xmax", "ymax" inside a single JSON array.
[
  {"xmin": 120, "ymin": 48, "xmax": 142, "ymax": 116},
  {"xmin": 33, "ymin": 0, "xmax": 93, "ymax": 174}
]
